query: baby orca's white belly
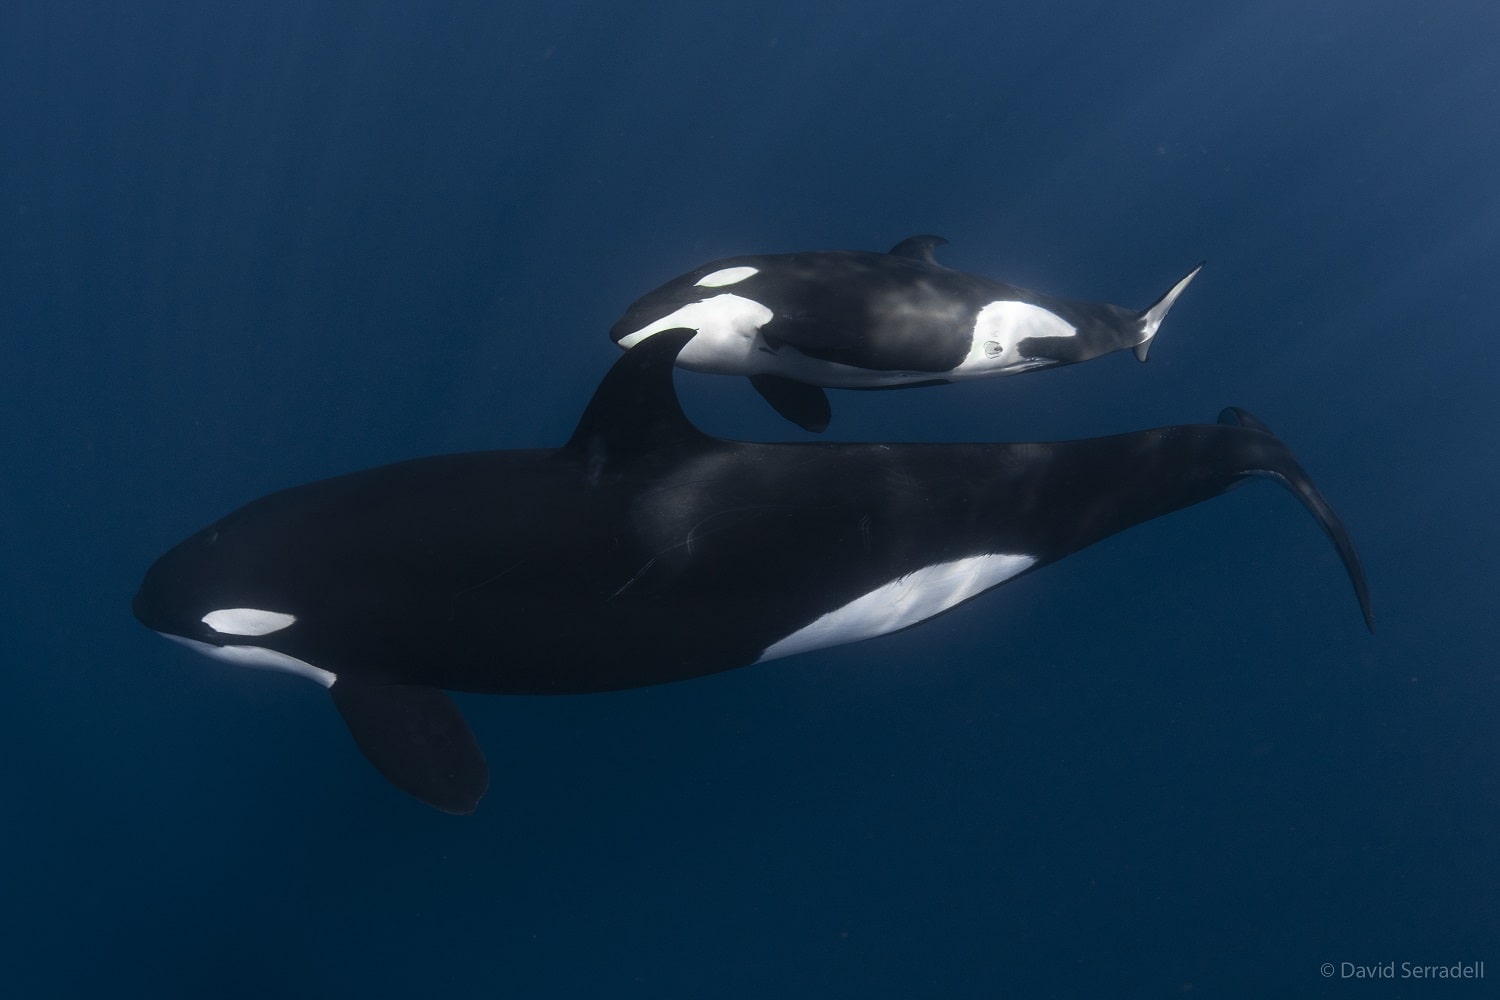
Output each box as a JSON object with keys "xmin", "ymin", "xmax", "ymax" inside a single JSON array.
[{"xmin": 672, "ymin": 297, "xmax": 1078, "ymax": 386}]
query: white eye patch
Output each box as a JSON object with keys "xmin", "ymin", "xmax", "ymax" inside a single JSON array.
[
  {"xmin": 694, "ymin": 266, "xmax": 758, "ymax": 288},
  {"xmin": 201, "ymin": 607, "xmax": 297, "ymax": 637}
]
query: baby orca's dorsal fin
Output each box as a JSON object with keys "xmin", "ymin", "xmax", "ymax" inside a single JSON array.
[
  {"xmin": 561, "ymin": 328, "xmax": 712, "ymax": 474},
  {"xmin": 887, "ymin": 234, "xmax": 949, "ymax": 266}
]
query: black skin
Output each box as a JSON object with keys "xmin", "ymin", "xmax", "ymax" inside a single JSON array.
[
  {"xmin": 135, "ymin": 329, "xmax": 1371, "ymax": 812},
  {"xmin": 612, "ymin": 238, "xmax": 1147, "ymax": 372},
  {"xmin": 610, "ymin": 238, "xmax": 1200, "ymax": 430}
]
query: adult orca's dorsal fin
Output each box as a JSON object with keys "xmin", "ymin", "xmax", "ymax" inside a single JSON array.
[
  {"xmin": 887, "ymin": 234, "xmax": 949, "ymax": 266},
  {"xmin": 561, "ymin": 328, "xmax": 711, "ymax": 472}
]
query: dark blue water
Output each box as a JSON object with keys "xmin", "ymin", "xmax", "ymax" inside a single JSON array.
[{"xmin": 4, "ymin": 1, "xmax": 1496, "ymax": 996}]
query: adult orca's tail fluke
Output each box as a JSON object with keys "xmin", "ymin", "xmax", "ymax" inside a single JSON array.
[{"xmin": 1216, "ymin": 407, "xmax": 1375, "ymax": 633}]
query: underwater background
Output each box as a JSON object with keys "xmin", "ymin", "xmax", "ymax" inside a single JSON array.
[{"xmin": 3, "ymin": 1, "xmax": 1496, "ymax": 996}]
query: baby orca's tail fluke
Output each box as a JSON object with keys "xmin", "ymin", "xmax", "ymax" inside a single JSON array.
[
  {"xmin": 1133, "ymin": 262, "xmax": 1205, "ymax": 362},
  {"xmin": 1217, "ymin": 407, "xmax": 1374, "ymax": 632}
]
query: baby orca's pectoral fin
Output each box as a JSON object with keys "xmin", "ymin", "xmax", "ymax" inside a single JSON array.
[
  {"xmin": 330, "ymin": 678, "xmax": 489, "ymax": 814},
  {"xmin": 749, "ymin": 374, "xmax": 832, "ymax": 433}
]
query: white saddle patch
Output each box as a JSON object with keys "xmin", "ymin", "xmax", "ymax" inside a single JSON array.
[{"xmin": 757, "ymin": 552, "xmax": 1037, "ymax": 662}]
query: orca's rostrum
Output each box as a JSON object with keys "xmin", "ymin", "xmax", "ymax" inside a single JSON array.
[{"xmin": 134, "ymin": 330, "xmax": 1372, "ymax": 814}]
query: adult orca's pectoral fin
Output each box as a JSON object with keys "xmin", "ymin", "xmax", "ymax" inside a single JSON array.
[
  {"xmin": 330, "ymin": 679, "xmax": 489, "ymax": 814},
  {"xmin": 749, "ymin": 374, "xmax": 832, "ymax": 433}
]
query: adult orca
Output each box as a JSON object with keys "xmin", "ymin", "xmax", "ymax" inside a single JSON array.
[
  {"xmin": 611, "ymin": 236, "xmax": 1203, "ymax": 431},
  {"xmin": 133, "ymin": 329, "xmax": 1371, "ymax": 814}
]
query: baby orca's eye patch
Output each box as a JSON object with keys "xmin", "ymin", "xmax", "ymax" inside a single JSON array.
[{"xmin": 694, "ymin": 266, "xmax": 759, "ymax": 288}]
